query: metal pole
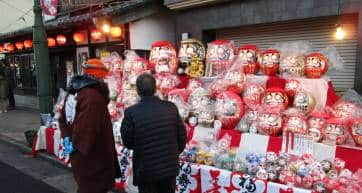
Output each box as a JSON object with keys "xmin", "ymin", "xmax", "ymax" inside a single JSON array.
[{"xmin": 33, "ymin": 0, "xmax": 53, "ymax": 114}]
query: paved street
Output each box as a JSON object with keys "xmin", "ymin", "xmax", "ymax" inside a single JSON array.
[{"xmin": 0, "ymin": 108, "xmax": 137, "ymax": 193}]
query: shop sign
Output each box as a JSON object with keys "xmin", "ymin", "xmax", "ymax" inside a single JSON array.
[{"xmin": 40, "ymin": 0, "xmax": 58, "ymax": 21}]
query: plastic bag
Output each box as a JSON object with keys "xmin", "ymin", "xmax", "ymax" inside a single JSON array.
[
  {"xmin": 53, "ymin": 88, "xmax": 67, "ymax": 120},
  {"xmin": 274, "ymin": 41, "xmax": 312, "ymax": 77},
  {"xmin": 149, "ymin": 41, "xmax": 178, "ymax": 74},
  {"xmin": 321, "ymin": 46, "xmax": 345, "ymax": 73},
  {"xmin": 215, "ymin": 91, "xmax": 244, "ymax": 130},
  {"xmin": 205, "ymin": 40, "xmax": 235, "ymax": 77}
]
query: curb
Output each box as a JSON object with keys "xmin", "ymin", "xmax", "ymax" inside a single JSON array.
[{"xmin": 0, "ymin": 134, "xmax": 71, "ymax": 171}]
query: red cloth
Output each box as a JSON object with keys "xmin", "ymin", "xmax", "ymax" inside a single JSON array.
[
  {"xmin": 217, "ymin": 129, "xmax": 241, "ymax": 148},
  {"xmin": 186, "ymin": 124, "xmax": 195, "ymax": 143},
  {"xmin": 266, "ymin": 76, "xmax": 286, "ymax": 89},
  {"xmin": 326, "ymin": 81, "xmax": 340, "ymax": 106},
  {"xmin": 267, "ymin": 136, "xmax": 283, "ymax": 154},
  {"xmin": 45, "ymin": 127, "xmax": 56, "ymax": 154},
  {"xmin": 335, "ymin": 146, "xmax": 362, "ymax": 172},
  {"xmin": 177, "ymin": 75, "xmax": 190, "ymax": 89}
]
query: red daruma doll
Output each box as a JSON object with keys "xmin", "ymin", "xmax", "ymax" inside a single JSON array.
[
  {"xmin": 215, "ymin": 91, "xmax": 244, "ymax": 130},
  {"xmin": 149, "ymin": 41, "xmax": 178, "ymax": 74},
  {"xmin": 260, "ymin": 49, "xmax": 280, "ymax": 76},
  {"xmin": 257, "ymin": 106, "xmax": 283, "ymax": 136},
  {"xmin": 305, "ymin": 52, "xmax": 328, "ymax": 79},
  {"xmin": 237, "ymin": 44, "xmax": 260, "ymax": 74},
  {"xmin": 205, "ymin": 40, "xmax": 235, "ymax": 77},
  {"xmin": 323, "ymin": 118, "xmax": 349, "ymax": 145},
  {"xmin": 351, "ymin": 118, "xmax": 362, "ymax": 146}
]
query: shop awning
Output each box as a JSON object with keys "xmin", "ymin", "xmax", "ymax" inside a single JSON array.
[
  {"xmin": 164, "ymin": 0, "xmax": 230, "ymax": 10},
  {"xmin": 0, "ymin": 0, "xmax": 161, "ymax": 41}
]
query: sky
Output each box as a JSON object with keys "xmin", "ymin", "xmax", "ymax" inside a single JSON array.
[{"xmin": 0, "ymin": 0, "xmax": 34, "ymax": 34}]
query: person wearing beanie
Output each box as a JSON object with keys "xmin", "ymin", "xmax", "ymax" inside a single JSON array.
[{"xmin": 59, "ymin": 59, "xmax": 120, "ymax": 193}]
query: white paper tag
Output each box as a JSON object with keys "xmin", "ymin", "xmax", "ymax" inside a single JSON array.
[{"xmin": 65, "ymin": 94, "xmax": 77, "ymax": 124}]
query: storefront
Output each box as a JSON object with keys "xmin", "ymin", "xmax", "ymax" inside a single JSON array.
[{"xmin": 166, "ymin": 0, "xmax": 362, "ymax": 93}]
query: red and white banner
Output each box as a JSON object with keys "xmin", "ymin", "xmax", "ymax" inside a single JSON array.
[
  {"xmin": 40, "ymin": 0, "xmax": 58, "ymax": 21},
  {"xmin": 176, "ymin": 162, "xmax": 201, "ymax": 193}
]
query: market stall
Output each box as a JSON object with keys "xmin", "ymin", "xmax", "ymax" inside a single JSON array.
[{"xmin": 34, "ymin": 39, "xmax": 362, "ymax": 193}]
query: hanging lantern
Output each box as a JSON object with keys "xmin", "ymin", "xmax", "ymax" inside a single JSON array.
[
  {"xmin": 47, "ymin": 38, "xmax": 56, "ymax": 47},
  {"xmin": 56, "ymin": 35, "xmax": 67, "ymax": 45},
  {"xmin": 91, "ymin": 29, "xmax": 103, "ymax": 40},
  {"xmin": 73, "ymin": 32, "xmax": 85, "ymax": 43},
  {"xmin": 0, "ymin": 45, "xmax": 4, "ymax": 52},
  {"xmin": 110, "ymin": 26, "xmax": 122, "ymax": 38},
  {"xmin": 5, "ymin": 43, "xmax": 15, "ymax": 52},
  {"xmin": 24, "ymin": 40, "xmax": 33, "ymax": 48},
  {"xmin": 15, "ymin": 42, "xmax": 24, "ymax": 50}
]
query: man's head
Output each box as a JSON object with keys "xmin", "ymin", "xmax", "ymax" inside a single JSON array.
[{"xmin": 136, "ymin": 73, "xmax": 156, "ymax": 97}]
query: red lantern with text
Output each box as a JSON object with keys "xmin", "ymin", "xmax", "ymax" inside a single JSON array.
[
  {"xmin": 56, "ymin": 35, "xmax": 67, "ymax": 45},
  {"xmin": 110, "ymin": 26, "xmax": 122, "ymax": 38},
  {"xmin": 15, "ymin": 42, "xmax": 24, "ymax": 50},
  {"xmin": 47, "ymin": 38, "xmax": 56, "ymax": 47},
  {"xmin": 305, "ymin": 52, "xmax": 328, "ymax": 78},
  {"xmin": 24, "ymin": 40, "xmax": 33, "ymax": 48},
  {"xmin": 91, "ymin": 29, "xmax": 103, "ymax": 41},
  {"xmin": 260, "ymin": 49, "xmax": 280, "ymax": 76},
  {"xmin": 5, "ymin": 43, "xmax": 15, "ymax": 52},
  {"xmin": 73, "ymin": 32, "xmax": 85, "ymax": 43}
]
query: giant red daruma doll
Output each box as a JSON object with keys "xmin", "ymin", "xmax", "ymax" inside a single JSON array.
[
  {"xmin": 237, "ymin": 44, "xmax": 260, "ymax": 74},
  {"xmin": 205, "ymin": 40, "xmax": 235, "ymax": 77},
  {"xmin": 305, "ymin": 53, "xmax": 328, "ymax": 79},
  {"xmin": 260, "ymin": 49, "xmax": 280, "ymax": 76},
  {"xmin": 149, "ymin": 41, "xmax": 178, "ymax": 74},
  {"xmin": 215, "ymin": 91, "xmax": 244, "ymax": 130}
]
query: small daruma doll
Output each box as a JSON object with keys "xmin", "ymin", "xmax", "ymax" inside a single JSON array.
[
  {"xmin": 285, "ymin": 79, "xmax": 301, "ymax": 97},
  {"xmin": 155, "ymin": 73, "xmax": 180, "ymax": 97},
  {"xmin": 149, "ymin": 41, "xmax": 178, "ymax": 74},
  {"xmin": 215, "ymin": 91, "xmax": 244, "ymax": 130},
  {"xmin": 205, "ymin": 40, "xmax": 235, "ymax": 77},
  {"xmin": 223, "ymin": 68, "xmax": 246, "ymax": 94},
  {"xmin": 323, "ymin": 118, "xmax": 349, "ymax": 145},
  {"xmin": 237, "ymin": 44, "xmax": 260, "ymax": 74},
  {"xmin": 280, "ymin": 55, "xmax": 306, "ymax": 77},
  {"xmin": 305, "ymin": 53, "xmax": 328, "ymax": 79},
  {"xmin": 260, "ymin": 49, "xmax": 280, "ymax": 76},
  {"xmin": 243, "ymin": 83, "xmax": 266, "ymax": 108},
  {"xmin": 188, "ymin": 88, "xmax": 212, "ymax": 115},
  {"xmin": 283, "ymin": 109, "xmax": 308, "ymax": 135},
  {"xmin": 351, "ymin": 118, "xmax": 362, "ymax": 146},
  {"xmin": 262, "ymin": 88, "xmax": 289, "ymax": 111},
  {"xmin": 307, "ymin": 110, "xmax": 329, "ymax": 142},
  {"xmin": 257, "ymin": 106, "xmax": 283, "ymax": 136},
  {"xmin": 293, "ymin": 91, "xmax": 316, "ymax": 114},
  {"xmin": 331, "ymin": 101, "xmax": 358, "ymax": 120}
]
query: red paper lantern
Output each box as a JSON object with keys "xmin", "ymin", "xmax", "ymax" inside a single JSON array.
[
  {"xmin": 0, "ymin": 45, "xmax": 4, "ymax": 52},
  {"xmin": 56, "ymin": 35, "xmax": 67, "ymax": 45},
  {"xmin": 15, "ymin": 42, "xmax": 24, "ymax": 50},
  {"xmin": 24, "ymin": 40, "xmax": 33, "ymax": 48},
  {"xmin": 5, "ymin": 43, "xmax": 15, "ymax": 52},
  {"xmin": 90, "ymin": 29, "xmax": 103, "ymax": 40},
  {"xmin": 110, "ymin": 26, "xmax": 122, "ymax": 38},
  {"xmin": 47, "ymin": 38, "xmax": 56, "ymax": 47},
  {"xmin": 73, "ymin": 32, "xmax": 85, "ymax": 43}
]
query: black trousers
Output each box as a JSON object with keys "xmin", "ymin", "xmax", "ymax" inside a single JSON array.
[
  {"xmin": 138, "ymin": 177, "xmax": 176, "ymax": 193},
  {"xmin": 8, "ymin": 88, "xmax": 15, "ymax": 108}
]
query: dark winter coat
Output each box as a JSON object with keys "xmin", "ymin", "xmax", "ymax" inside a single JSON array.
[
  {"xmin": 59, "ymin": 75, "xmax": 119, "ymax": 193},
  {"xmin": 0, "ymin": 75, "xmax": 9, "ymax": 99},
  {"xmin": 121, "ymin": 96, "xmax": 187, "ymax": 185}
]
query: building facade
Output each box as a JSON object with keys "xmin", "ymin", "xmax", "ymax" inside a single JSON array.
[{"xmin": 165, "ymin": 0, "xmax": 362, "ymax": 93}]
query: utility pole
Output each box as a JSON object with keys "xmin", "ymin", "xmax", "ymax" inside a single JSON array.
[{"xmin": 33, "ymin": 0, "xmax": 53, "ymax": 114}]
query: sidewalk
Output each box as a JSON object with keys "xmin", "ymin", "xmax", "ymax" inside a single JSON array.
[{"xmin": 0, "ymin": 108, "xmax": 137, "ymax": 193}]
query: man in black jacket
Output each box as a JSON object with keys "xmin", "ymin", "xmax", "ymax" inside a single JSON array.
[{"xmin": 121, "ymin": 73, "xmax": 187, "ymax": 193}]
